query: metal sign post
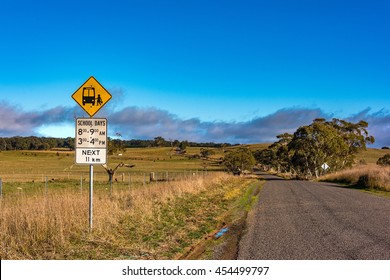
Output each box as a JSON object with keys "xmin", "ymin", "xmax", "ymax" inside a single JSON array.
[
  {"xmin": 89, "ymin": 165, "xmax": 93, "ymax": 230},
  {"xmin": 72, "ymin": 76, "xmax": 111, "ymax": 232}
]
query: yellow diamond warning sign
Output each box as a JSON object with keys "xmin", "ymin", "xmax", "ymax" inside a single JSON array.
[{"xmin": 72, "ymin": 76, "xmax": 112, "ymax": 117}]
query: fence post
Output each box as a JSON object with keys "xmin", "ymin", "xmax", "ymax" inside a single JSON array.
[
  {"xmin": 80, "ymin": 175, "xmax": 83, "ymax": 195},
  {"xmin": 150, "ymin": 172, "xmax": 155, "ymax": 182},
  {"xmin": 45, "ymin": 176, "xmax": 48, "ymax": 194},
  {"xmin": 0, "ymin": 178, "xmax": 2, "ymax": 199},
  {"xmin": 110, "ymin": 176, "xmax": 113, "ymax": 197}
]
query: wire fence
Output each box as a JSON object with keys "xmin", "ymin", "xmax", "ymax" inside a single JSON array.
[
  {"xmin": 0, "ymin": 170, "xmax": 209, "ymax": 183},
  {"xmin": 0, "ymin": 170, "xmax": 212, "ymax": 198}
]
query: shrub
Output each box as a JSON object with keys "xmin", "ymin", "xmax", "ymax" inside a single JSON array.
[{"xmin": 377, "ymin": 154, "xmax": 390, "ymax": 166}]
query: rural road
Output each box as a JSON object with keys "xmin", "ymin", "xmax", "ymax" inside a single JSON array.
[{"xmin": 238, "ymin": 173, "xmax": 390, "ymax": 259}]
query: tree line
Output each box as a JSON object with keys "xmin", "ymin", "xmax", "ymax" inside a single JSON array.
[
  {"xmin": 125, "ymin": 136, "xmax": 232, "ymax": 149},
  {"xmin": 0, "ymin": 136, "xmax": 232, "ymax": 151},
  {"xmin": 0, "ymin": 136, "xmax": 75, "ymax": 151}
]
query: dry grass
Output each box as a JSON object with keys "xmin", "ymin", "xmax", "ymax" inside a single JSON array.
[
  {"xmin": 356, "ymin": 148, "xmax": 390, "ymax": 165},
  {"xmin": 321, "ymin": 165, "xmax": 390, "ymax": 191},
  {"xmin": 0, "ymin": 173, "xmax": 253, "ymax": 259}
]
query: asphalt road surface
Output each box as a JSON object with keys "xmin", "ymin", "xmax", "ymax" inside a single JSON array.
[{"xmin": 238, "ymin": 173, "xmax": 390, "ymax": 259}]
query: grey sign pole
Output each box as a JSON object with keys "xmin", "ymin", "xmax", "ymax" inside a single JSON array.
[{"xmin": 89, "ymin": 164, "xmax": 93, "ymax": 231}]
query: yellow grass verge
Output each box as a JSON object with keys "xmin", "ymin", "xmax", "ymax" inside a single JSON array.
[
  {"xmin": 0, "ymin": 173, "xmax": 252, "ymax": 259},
  {"xmin": 321, "ymin": 165, "xmax": 390, "ymax": 191}
]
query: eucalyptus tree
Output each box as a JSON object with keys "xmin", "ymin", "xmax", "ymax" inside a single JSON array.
[
  {"xmin": 254, "ymin": 118, "xmax": 375, "ymax": 179},
  {"xmin": 288, "ymin": 119, "xmax": 348, "ymax": 178},
  {"xmin": 223, "ymin": 146, "xmax": 256, "ymax": 175}
]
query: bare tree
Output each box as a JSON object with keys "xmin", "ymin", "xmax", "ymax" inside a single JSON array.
[{"xmin": 102, "ymin": 162, "xmax": 135, "ymax": 195}]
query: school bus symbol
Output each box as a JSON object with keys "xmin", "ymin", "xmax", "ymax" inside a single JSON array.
[
  {"xmin": 82, "ymin": 87, "xmax": 103, "ymax": 106},
  {"xmin": 72, "ymin": 76, "xmax": 112, "ymax": 117},
  {"xmin": 82, "ymin": 87, "xmax": 95, "ymax": 106}
]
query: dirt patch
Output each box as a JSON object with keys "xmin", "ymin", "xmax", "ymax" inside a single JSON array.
[
  {"xmin": 179, "ymin": 215, "xmax": 248, "ymax": 260},
  {"xmin": 212, "ymin": 215, "xmax": 248, "ymax": 259}
]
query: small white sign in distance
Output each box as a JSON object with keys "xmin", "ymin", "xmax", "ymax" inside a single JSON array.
[{"xmin": 321, "ymin": 163, "xmax": 330, "ymax": 170}]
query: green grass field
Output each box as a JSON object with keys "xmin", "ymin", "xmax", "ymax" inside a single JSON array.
[{"xmin": 0, "ymin": 146, "xmax": 226, "ymax": 183}]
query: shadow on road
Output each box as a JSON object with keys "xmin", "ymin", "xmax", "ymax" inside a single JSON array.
[
  {"xmin": 260, "ymin": 177, "xmax": 286, "ymax": 181},
  {"xmin": 255, "ymin": 172, "xmax": 286, "ymax": 181}
]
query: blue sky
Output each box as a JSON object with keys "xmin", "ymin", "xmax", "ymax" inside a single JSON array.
[{"xmin": 0, "ymin": 0, "xmax": 389, "ymax": 146}]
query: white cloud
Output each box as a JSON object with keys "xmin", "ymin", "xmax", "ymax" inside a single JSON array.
[{"xmin": 0, "ymin": 100, "xmax": 389, "ymax": 147}]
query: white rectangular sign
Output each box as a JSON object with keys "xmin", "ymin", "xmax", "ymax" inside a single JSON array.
[
  {"xmin": 76, "ymin": 148, "xmax": 107, "ymax": 164},
  {"xmin": 75, "ymin": 118, "xmax": 107, "ymax": 164}
]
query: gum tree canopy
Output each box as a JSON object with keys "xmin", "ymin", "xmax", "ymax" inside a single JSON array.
[
  {"xmin": 224, "ymin": 146, "xmax": 256, "ymax": 175},
  {"xmin": 255, "ymin": 118, "xmax": 375, "ymax": 179}
]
